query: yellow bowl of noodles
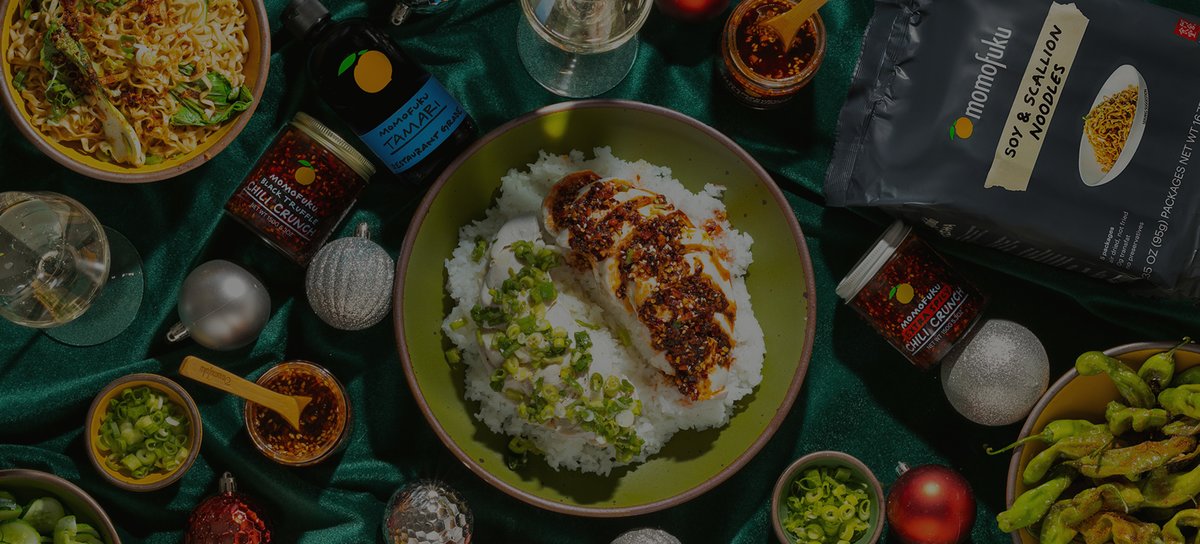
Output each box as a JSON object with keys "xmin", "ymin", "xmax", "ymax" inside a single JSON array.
[{"xmin": 0, "ymin": 0, "xmax": 269, "ymax": 182}]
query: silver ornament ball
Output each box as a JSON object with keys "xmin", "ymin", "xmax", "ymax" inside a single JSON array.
[
  {"xmin": 611, "ymin": 528, "xmax": 682, "ymax": 544},
  {"xmin": 383, "ymin": 480, "xmax": 472, "ymax": 544},
  {"xmin": 940, "ymin": 318, "xmax": 1049, "ymax": 426},
  {"xmin": 306, "ymin": 224, "xmax": 394, "ymax": 331},
  {"xmin": 168, "ymin": 260, "xmax": 270, "ymax": 351}
]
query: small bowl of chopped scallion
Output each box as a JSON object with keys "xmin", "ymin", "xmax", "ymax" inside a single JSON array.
[
  {"xmin": 772, "ymin": 451, "xmax": 884, "ymax": 544},
  {"xmin": 85, "ymin": 374, "xmax": 202, "ymax": 492}
]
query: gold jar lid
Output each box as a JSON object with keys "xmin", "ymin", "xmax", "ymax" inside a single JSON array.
[{"xmin": 290, "ymin": 112, "xmax": 376, "ymax": 181}]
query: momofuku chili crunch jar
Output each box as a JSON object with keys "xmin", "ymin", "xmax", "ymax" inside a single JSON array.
[
  {"xmin": 836, "ymin": 221, "xmax": 988, "ymax": 369},
  {"xmin": 719, "ymin": 0, "xmax": 827, "ymax": 109},
  {"xmin": 225, "ymin": 112, "xmax": 376, "ymax": 265}
]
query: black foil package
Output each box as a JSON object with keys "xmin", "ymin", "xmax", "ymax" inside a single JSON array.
[{"xmin": 826, "ymin": 0, "xmax": 1200, "ymax": 296}]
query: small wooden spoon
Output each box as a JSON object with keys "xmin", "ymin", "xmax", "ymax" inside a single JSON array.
[
  {"xmin": 179, "ymin": 356, "xmax": 311, "ymax": 431},
  {"xmin": 759, "ymin": 0, "xmax": 829, "ymax": 52}
]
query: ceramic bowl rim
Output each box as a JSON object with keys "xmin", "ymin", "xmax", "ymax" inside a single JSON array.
[
  {"xmin": 0, "ymin": 468, "xmax": 122, "ymax": 543},
  {"xmin": 392, "ymin": 99, "xmax": 818, "ymax": 517},
  {"xmin": 1004, "ymin": 341, "xmax": 1200, "ymax": 543},
  {"xmin": 770, "ymin": 451, "xmax": 885, "ymax": 544},
  {"xmin": 84, "ymin": 373, "xmax": 203, "ymax": 492},
  {"xmin": 0, "ymin": 0, "xmax": 270, "ymax": 183}
]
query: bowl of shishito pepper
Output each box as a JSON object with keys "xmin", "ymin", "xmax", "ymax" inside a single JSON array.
[{"xmin": 998, "ymin": 340, "xmax": 1200, "ymax": 543}]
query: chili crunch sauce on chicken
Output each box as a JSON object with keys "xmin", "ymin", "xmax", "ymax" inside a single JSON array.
[{"xmin": 544, "ymin": 170, "xmax": 737, "ymax": 401}]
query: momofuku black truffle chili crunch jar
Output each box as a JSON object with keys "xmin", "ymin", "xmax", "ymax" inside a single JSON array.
[
  {"xmin": 224, "ymin": 112, "xmax": 376, "ymax": 266},
  {"xmin": 836, "ymin": 221, "xmax": 988, "ymax": 369}
]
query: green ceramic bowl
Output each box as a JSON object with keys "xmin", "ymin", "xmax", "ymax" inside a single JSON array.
[
  {"xmin": 394, "ymin": 100, "xmax": 816, "ymax": 516},
  {"xmin": 772, "ymin": 451, "xmax": 884, "ymax": 544}
]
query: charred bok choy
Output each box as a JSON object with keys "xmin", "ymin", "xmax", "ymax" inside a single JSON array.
[
  {"xmin": 96, "ymin": 386, "xmax": 191, "ymax": 479},
  {"xmin": 993, "ymin": 340, "xmax": 1200, "ymax": 543},
  {"xmin": 39, "ymin": 22, "xmax": 144, "ymax": 166}
]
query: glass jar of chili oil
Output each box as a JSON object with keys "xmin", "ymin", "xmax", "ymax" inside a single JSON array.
[{"xmin": 225, "ymin": 112, "xmax": 376, "ymax": 265}]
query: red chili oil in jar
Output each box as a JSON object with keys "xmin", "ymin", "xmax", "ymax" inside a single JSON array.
[
  {"xmin": 225, "ymin": 113, "xmax": 376, "ymax": 265},
  {"xmin": 720, "ymin": 0, "xmax": 826, "ymax": 109},
  {"xmin": 245, "ymin": 361, "xmax": 350, "ymax": 466},
  {"xmin": 836, "ymin": 222, "xmax": 987, "ymax": 369}
]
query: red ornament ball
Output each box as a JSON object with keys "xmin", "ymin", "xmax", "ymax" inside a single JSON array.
[
  {"xmin": 886, "ymin": 464, "xmax": 975, "ymax": 544},
  {"xmin": 654, "ymin": 0, "xmax": 730, "ymax": 21},
  {"xmin": 185, "ymin": 473, "xmax": 272, "ymax": 544}
]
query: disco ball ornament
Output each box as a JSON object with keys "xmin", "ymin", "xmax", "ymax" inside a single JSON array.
[
  {"xmin": 306, "ymin": 223, "xmax": 394, "ymax": 331},
  {"xmin": 382, "ymin": 480, "xmax": 472, "ymax": 544},
  {"xmin": 611, "ymin": 528, "xmax": 682, "ymax": 544},
  {"xmin": 167, "ymin": 260, "xmax": 271, "ymax": 350},
  {"xmin": 185, "ymin": 472, "xmax": 271, "ymax": 544},
  {"xmin": 940, "ymin": 319, "xmax": 1049, "ymax": 426}
]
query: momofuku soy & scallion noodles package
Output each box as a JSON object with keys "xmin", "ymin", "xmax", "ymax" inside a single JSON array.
[{"xmin": 826, "ymin": 0, "xmax": 1200, "ymax": 295}]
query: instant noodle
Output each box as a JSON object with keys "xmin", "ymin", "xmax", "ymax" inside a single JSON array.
[{"xmin": 826, "ymin": 0, "xmax": 1200, "ymax": 297}]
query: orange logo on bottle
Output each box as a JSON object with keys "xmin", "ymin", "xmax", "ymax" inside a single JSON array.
[
  {"xmin": 889, "ymin": 283, "xmax": 915, "ymax": 304},
  {"xmin": 339, "ymin": 50, "xmax": 393, "ymax": 94},
  {"xmin": 294, "ymin": 159, "xmax": 316, "ymax": 185},
  {"xmin": 950, "ymin": 117, "xmax": 974, "ymax": 140}
]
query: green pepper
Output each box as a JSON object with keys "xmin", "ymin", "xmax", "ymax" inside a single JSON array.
[
  {"xmin": 1160, "ymin": 385, "xmax": 1200, "ymax": 420},
  {"xmin": 53, "ymin": 515, "xmax": 105, "ymax": 544},
  {"xmin": 0, "ymin": 493, "xmax": 21, "ymax": 522},
  {"xmin": 1141, "ymin": 461, "xmax": 1200, "ymax": 508},
  {"xmin": 1067, "ymin": 436, "xmax": 1196, "ymax": 479},
  {"xmin": 1140, "ymin": 338, "xmax": 1191, "ymax": 392},
  {"xmin": 1076, "ymin": 351, "xmax": 1156, "ymax": 408},
  {"xmin": 1175, "ymin": 367, "xmax": 1200, "ymax": 387},
  {"xmin": 1163, "ymin": 509, "xmax": 1200, "ymax": 544},
  {"xmin": 996, "ymin": 471, "xmax": 1074, "ymax": 533},
  {"xmin": 1105, "ymin": 400, "xmax": 1169, "ymax": 435},
  {"xmin": 988, "ymin": 420, "xmax": 1105, "ymax": 455},
  {"xmin": 1164, "ymin": 418, "xmax": 1200, "ymax": 437},
  {"xmin": 1077, "ymin": 512, "xmax": 1163, "ymax": 544},
  {"xmin": 1039, "ymin": 484, "xmax": 1144, "ymax": 544},
  {"xmin": 1023, "ymin": 428, "xmax": 1114, "ymax": 486}
]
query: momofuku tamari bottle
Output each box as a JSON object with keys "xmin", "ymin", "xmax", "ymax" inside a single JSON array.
[{"xmin": 282, "ymin": 0, "xmax": 476, "ymax": 185}]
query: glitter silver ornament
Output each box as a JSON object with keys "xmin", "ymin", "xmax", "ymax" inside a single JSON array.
[
  {"xmin": 940, "ymin": 318, "xmax": 1049, "ymax": 426},
  {"xmin": 305, "ymin": 223, "xmax": 394, "ymax": 331},
  {"xmin": 382, "ymin": 480, "xmax": 472, "ymax": 544},
  {"xmin": 611, "ymin": 528, "xmax": 682, "ymax": 544},
  {"xmin": 166, "ymin": 260, "xmax": 271, "ymax": 351}
]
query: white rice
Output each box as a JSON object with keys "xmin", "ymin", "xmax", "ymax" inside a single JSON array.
[{"xmin": 442, "ymin": 147, "xmax": 764, "ymax": 475}]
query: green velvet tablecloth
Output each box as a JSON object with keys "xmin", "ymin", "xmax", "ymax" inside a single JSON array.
[{"xmin": 5, "ymin": 0, "xmax": 1200, "ymax": 542}]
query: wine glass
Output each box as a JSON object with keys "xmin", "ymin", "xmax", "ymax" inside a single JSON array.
[
  {"xmin": 518, "ymin": 0, "xmax": 654, "ymax": 98},
  {"xmin": 0, "ymin": 191, "xmax": 143, "ymax": 345}
]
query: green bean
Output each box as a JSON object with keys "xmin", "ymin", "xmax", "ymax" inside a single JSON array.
[{"xmin": 1076, "ymin": 351, "xmax": 1156, "ymax": 408}]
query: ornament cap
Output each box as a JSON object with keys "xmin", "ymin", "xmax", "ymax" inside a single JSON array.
[
  {"xmin": 895, "ymin": 461, "xmax": 910, "ymax": 476},
  {"xmin": 219, "ymin": 472, "xmax": 237, "ymax": 494},
  {"xmin": 354, "ymin": 222, "xmax": 370, "ymax": 239},
  {"xmin": 166, "ymin": 321, "xmax": 191, "ymax": 342}
]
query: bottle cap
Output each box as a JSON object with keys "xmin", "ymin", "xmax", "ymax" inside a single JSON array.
[{"xmin": 282, "ymin": 0, "xmax": 330, "ymax": 39}]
